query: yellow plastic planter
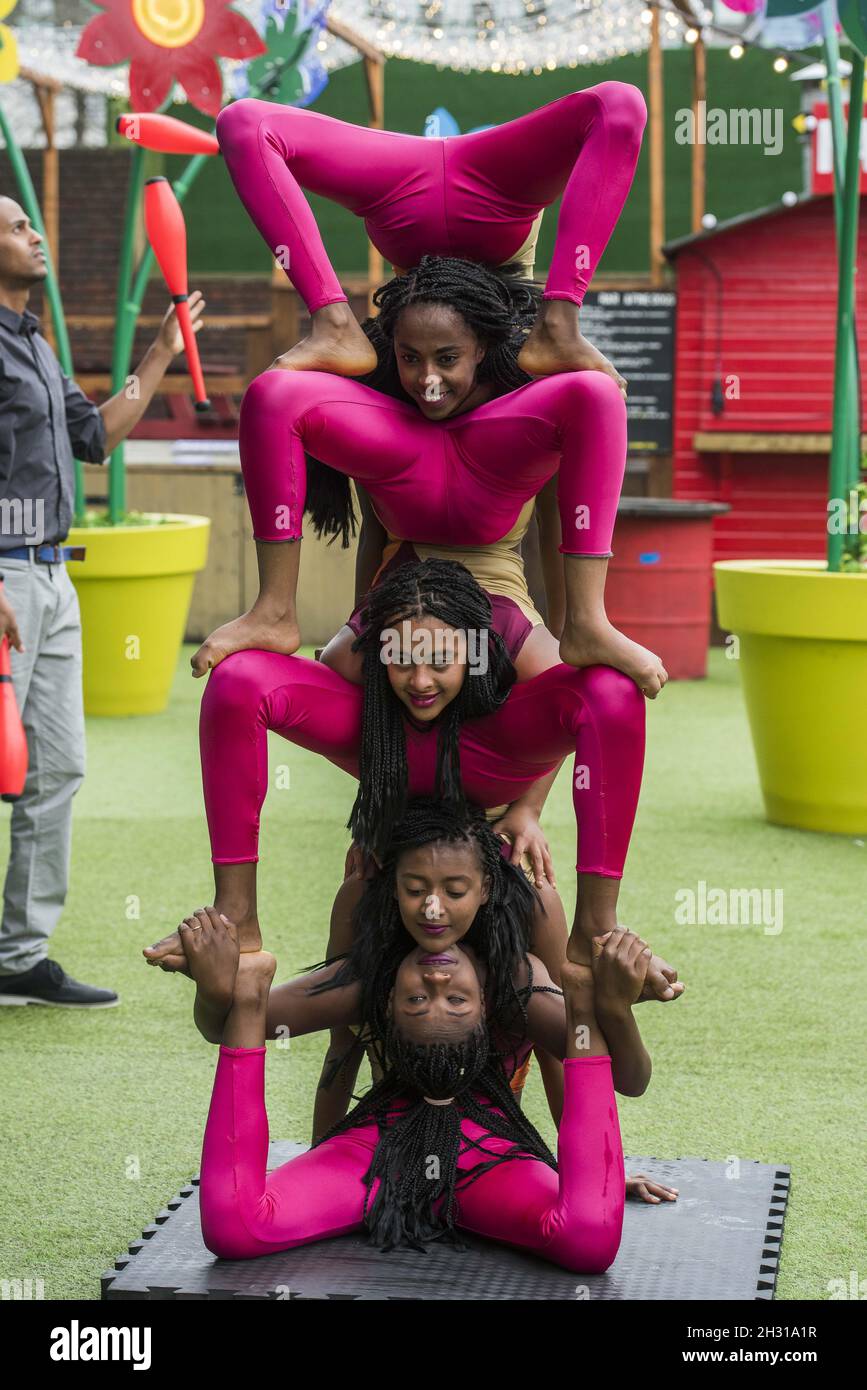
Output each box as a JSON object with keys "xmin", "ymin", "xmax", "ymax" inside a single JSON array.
[
  {"xmin": 67, "ymin": 514, "xmax": 210, "ymax": 716},
  {"xmin": 715, "ymin": 560, "xmax": 867, "ymax": 834}
]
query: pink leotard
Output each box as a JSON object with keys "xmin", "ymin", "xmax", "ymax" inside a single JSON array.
[
  {"xmin": 199, "ymin": 1048, "xmax": 624, "ymax": 1273},
  {"xmin": 199, "ymin": 654, "xmax": 645, "ymax": 878},
  {"xmin": 215, "ymin": 83, "xmax": 647, "ymax": 314},
  {"xmin": 239, "ymin": 366, "xmax": 626, "ymax": 557}
]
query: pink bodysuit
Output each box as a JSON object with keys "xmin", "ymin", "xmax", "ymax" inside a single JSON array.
[
  {"xmin": 239, "ymin": 366, "xmax": 627, "ymax": 558},
  {"xmin": 199, "ymin": 1049, "xmax": 625, "ymax": 1273},
  {"xmin": 200, "ymin": 654, "xmax": 645, "ymax": 878},
  {"xmin": 215, "ymin": 83, "xmax": 647, "ymax": 313}
]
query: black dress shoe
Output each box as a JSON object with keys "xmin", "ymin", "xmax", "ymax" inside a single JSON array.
[{"xmin": 0, "ymin": 958, "xmax": 119, "ymax": 1008}]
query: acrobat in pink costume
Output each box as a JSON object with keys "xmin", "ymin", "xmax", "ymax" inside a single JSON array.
[
  {"xmin": 239, "ymin": 366, "xmax": 627, "ymax": 558},
  {"xmin": 215, "ymin": 84, "xmax": 647, "ymax": 313},
  {"xmin": 200, "ymin": 654, "xmax": 645, "ymax": 877},
  {"xmin": 200, "ymin": 1050, "xmax": 624, "ymax": 1271}
]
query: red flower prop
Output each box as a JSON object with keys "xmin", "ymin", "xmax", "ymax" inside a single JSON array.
[{"xmin": 76, "ymin": 0, "xmax": 266, "ymax": 117}]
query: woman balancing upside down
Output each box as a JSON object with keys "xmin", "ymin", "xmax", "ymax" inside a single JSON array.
[
  {"xmin": 145, "ymin": 559, "xmax": 681, "ymax": 1003},
  {"xmin": 173, "ymin": 805, "xmax": 674, "ymax": 1264},
  {"xmin": 188, "ymin": 256, "xmax": 668, "ymax": 699},
  {"xmin": 214, "ymin": 82, "xmax": 646, "ymax": 382}
]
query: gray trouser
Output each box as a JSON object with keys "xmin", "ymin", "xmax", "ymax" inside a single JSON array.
[{"xmin": 0, "ymin": 556, "xmax": 86, "ymax": 975}]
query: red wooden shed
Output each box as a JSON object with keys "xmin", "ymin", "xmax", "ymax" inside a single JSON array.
[{"xmin": 661, "ymin": 192, "xmax": 861, "ymax": 564}]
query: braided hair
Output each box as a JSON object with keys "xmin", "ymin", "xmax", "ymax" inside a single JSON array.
[
  {"xmin": 305, "ymin": 254, "xmax": 542, "ymax": 544},
  {"xmin": 347, "ymin": 557, "xmax": 516, "ymax": 861},
  {"xmin": 312, "ymin": 1019, "xmax": 557, "ymax": 1253}
]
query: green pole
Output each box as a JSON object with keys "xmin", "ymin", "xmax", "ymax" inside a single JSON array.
[
  {"xmin": 821, "ymin": 8, "xmax": 863, "ymax": 523},
  {"xmin": 0, "ymin": 100, "xmax": 84, "ymax": 513},
  {"xmin": 107, "ymin": 143, "xmax": 147, "ymax": 524},
  {"xmin": 828, "ymin": 51, "xmax": 865, "ymax": 572}
]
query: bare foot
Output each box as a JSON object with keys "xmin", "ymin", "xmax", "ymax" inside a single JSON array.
[
  {"xmin": 190, "ymin": 607, "xmax": 300, "ymax": 679},
  {"xmin": 568, "ymin": 925, "xmax": 683, "ymax": 1003},
  {"xmin": 271, "ymin": 303, "xmax": 377, "ymax": 378},
  {"xmin": 559, "ymin": 621, "xmax": 668, "ymax": 698},
  {"xmin": 220, "ymin": 949, "xmax": 278, "ymax": 1048},
  {"xmin": 174, "ymin": 906, "xmax": 240, "ymax": 1007},
  {"xmin": 518, "ymin": 321, "xmax": 626, "ymax": 395},
  {"xmin": 143, "ymin": 906, "xmax": 262, "ymax": 973},
  {"xmin": 233, "ymin": 949, "xmax": 278, "ymax": 999},
  {"xmin": 559, "ymin": 957, "xmax": 595, "ymax": 1001}
]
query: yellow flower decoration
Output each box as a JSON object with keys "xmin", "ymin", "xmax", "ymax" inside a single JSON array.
[{"xmin": 0, "ymin": 0, "xmax": 19, "ymax": 84}]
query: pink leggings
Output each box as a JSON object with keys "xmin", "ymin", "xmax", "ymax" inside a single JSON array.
[
  {"xmin": 200, "ymin": 654, "xmax": 645, "ymax": 876},
  {"xmin": 240, "ymin": 367, "xmax": 626, "ymax": 554},
  {"xmin": 215, "ymin": 84, "xmax": 647, "ymax": 313},
  {"xmin": 200, "ymin": 1049, "xmax": 624, "ymax": 1272}
]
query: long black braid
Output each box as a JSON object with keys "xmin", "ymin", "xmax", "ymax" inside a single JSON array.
[
  {"xmin": 346, "ymin": 558, "xmax": 516, "ymax": 861},
  {"xmin": 312, "ymin": 1020, "xmax": 558, "ymax": 1253},
  {"xmin": 305, "ymin": 254, "xmax": 542, "ymax": 545}
]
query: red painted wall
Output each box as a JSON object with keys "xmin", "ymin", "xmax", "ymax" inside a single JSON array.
[{"xmin": 667, "ymin": 195, "xmax": 858, "ymax": 561}]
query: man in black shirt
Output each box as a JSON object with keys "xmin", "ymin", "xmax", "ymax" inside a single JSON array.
[{"xmin": 0, "ymin": 195, "xmax": 205, "ymax": 1008}]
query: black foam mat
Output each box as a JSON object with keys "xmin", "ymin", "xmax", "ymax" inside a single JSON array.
[{"xmin": 102, "ymin": 1142, "xmax": 790, "ymax": 1301}]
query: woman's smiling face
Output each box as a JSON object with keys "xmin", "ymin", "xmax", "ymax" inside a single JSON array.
[
  {"xmin": 394, "ymin": 839, "xmax": 490, "ymax": 955},
  {"xmin": 394, "ymin": 303, "xmax": 488, "ymax": 420},
  {"xmin": 382, "ymin": 614, "xmax": 468, "ymax": 724}
]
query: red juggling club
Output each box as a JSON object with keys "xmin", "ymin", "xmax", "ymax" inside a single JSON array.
[
  {"xmin": 0, "ymin": 636, "xmax": 27, "ymax": 798},
  {"xmin": 116, "ymin": 113, "xmax": 220, "ymax": 158},
  {"xmin": 144, "ymin": 177, "xmax": 211, "ymax": 412}
]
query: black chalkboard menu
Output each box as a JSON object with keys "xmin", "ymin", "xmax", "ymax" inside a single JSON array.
[{"xmin": 579, "ymin": 289, "xmax": 676, "ymax": 455}]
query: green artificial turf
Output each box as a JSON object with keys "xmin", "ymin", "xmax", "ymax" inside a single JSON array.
[{"xmin": 0, "ymin": 648, "xmax": 863, "ymax": 1301}]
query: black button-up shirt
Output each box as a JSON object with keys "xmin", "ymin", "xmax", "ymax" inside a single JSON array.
[{"xmin": 0, "ymin": 302, "xmax": 106, "ymax": 551}]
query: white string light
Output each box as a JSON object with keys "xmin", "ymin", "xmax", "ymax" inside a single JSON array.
[{"xmin": 1, "ymin": 0, "xmax": 823, "ymax": 148}]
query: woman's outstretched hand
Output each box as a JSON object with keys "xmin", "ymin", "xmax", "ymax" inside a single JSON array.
[
  {"xmin": 491, "ymin": 805, "xmax": 556, "ymax": 888},
  {"xmin": 626, "ymin": 1174, "xmax": 678, "ymax": 1204}
]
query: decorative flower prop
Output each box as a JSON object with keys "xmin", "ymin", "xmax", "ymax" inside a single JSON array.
[
  {"xmin": 233, "ymin": 0, "xmax": 328, "ymax": 105},
  {"xmin": 76, "ymin": 0, "xmax": 267, "ymax": 116},
  {"xmin": 0, "ymin": 0, "xmax": 20, "ymax": 84}
]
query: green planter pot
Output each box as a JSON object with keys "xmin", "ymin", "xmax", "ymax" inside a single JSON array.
[
  {"xmin": 66, "ymin": 514, "xmax": 210, "ymax": 717},
  {"xmin": 715, "ymin": 560, "xmax": 867, "ymax": 834}
]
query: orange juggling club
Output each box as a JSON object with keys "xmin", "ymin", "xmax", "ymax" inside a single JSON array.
[
  {"xmin": 116, "ymin": 113, "xmax": 220, "ymax": 158},
  {"xmin": 144, "ymin": 177, "xmax": 211, "ymax": 412},
  {"xmin": 0, "ymin": 636, "xmax": 27, "ymax": 798}
]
